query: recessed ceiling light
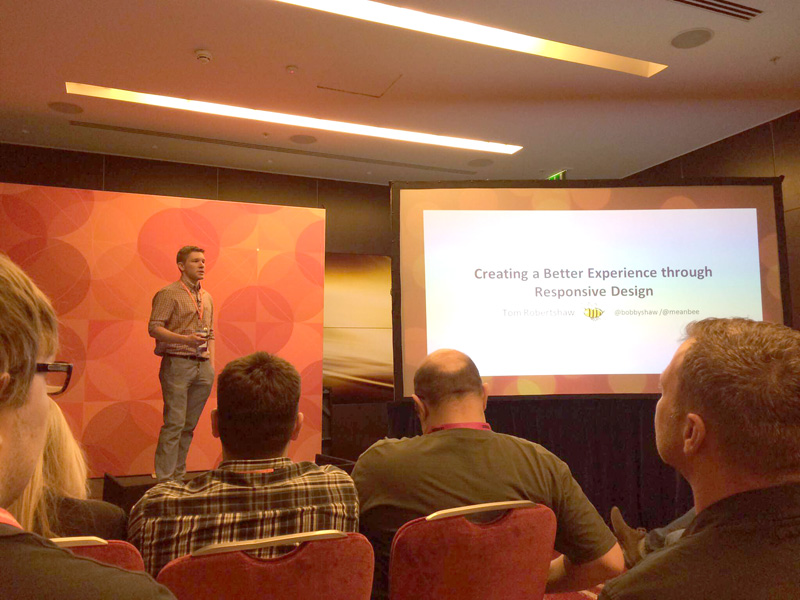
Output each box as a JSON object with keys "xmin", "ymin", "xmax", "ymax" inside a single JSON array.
[
  {"xmin": 48, "ymin": 101, "xmax": 83, "ymax": 114},
  {"xmin": 272, "ymin": 0, "xmax": 667, "ymax": 77},
  {"xmin": 290, "ymin": 134, "xmax": 317, "ymax": 144},
  {"xmin": 65, "ymin": 82, "xmax": 522, "ymax": 154},
  {"xmin": 671, "ymin": 28, "xmax": 714, "ymax": 49}
]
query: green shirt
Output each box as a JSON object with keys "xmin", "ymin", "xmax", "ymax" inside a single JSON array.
[
  {"xmin": 599, "ymin": 483, "xmax": 800, "ymax": 600},
  {"xmin": 353, "ymin": 428, "xmax": 616, "ymax": 599}
]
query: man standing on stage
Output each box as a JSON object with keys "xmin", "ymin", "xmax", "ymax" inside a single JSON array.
[{"xmin": 148, "ymin": 245, "xmax": 214, "ymax": 483}]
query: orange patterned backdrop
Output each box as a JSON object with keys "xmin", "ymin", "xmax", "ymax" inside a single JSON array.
[{"xmin": 0, "ymin": 183, "xmax": 325, "ymax": 477}]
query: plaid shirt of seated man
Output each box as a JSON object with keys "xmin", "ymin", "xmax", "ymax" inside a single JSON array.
[{"xmin": 128, "ymin": 351, "xmax": 358, "ymax": 576}]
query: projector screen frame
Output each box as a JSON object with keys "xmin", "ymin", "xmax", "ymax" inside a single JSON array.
[{"xmin": 391, "ymin": 177, "xmax": 789, "ymax": 402}]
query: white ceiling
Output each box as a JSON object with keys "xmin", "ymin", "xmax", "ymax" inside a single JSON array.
[{"xmin": 1, "ymin": 0, "xmax": 799, "ymax": 185}]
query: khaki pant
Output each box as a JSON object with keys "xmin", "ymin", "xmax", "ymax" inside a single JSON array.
[{"xmin": 155, "ymin": 355, "xmax": 214, "ymax": 481}]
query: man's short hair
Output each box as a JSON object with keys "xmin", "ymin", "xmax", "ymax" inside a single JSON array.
[
  {"xmin": 0, "ymin": 254, "xmax": 59, "ymax": 409},
  {"xmin": 176, "ymin": 245, "xmax": 204, "ymax": 264},
  {"xmin": 677, "ymin": 317, "xmax": 800, "ymax": 476},
  {"xmin": 413, "ymin": 350, "xmax": 483, "ymax": 407},
  {"xmin": 216, "ymin": 352, "xmax": 301, "ymax": 457}
]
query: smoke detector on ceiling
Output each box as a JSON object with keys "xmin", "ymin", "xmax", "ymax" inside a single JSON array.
[{"xmin": 195, "ymin": 49, "xmax": 213, "ymax": 64}]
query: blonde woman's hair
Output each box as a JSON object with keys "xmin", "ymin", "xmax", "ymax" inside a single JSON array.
[
  {"xmin": 0, "ymin": 253, "xmax": 59, "ymax": 409},
  {"xmin": 8, "ymin": 399, "xmax": 89, "ymax": 537}
]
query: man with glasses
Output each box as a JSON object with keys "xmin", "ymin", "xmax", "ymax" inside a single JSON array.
[
  {"xmin": 0, "ymin": 253, "xmax": 174, "ymax": 599},
  {"xmin": 149, "ymin": 245, "xmax": 215, "ymax": 483}
]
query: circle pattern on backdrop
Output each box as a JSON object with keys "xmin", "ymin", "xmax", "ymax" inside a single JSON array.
[
  {"xmin": 0, "ymin": 185, "xmax": 325, "ymax": 476},
  {"xmin": 2, "ymin": 186, "xmax": 94, "ymax": 236},
  {"xmin": 9, "ymin": 238, "xmax": 91, "ymax": 315},
  {"xmin": 138, "ymin": 208, "xmax": 220, "ymax": 280}
]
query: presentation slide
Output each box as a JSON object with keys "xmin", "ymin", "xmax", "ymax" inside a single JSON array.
[
  {"xmin": 396, "ymin": 183, "xmax": 785, "ymax": 397},
  {"xmin": 423, "ymin": 208, "xmax": 762, "ymax": 376}
]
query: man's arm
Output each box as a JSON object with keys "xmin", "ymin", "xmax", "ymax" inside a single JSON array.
[
  {"xmin": 148, "ymin": 290, "xmax": 204, "ymax": 347},
  {"xmin": 149, "ymin": 325, "xmax": 205, "ymax": 347},
  {"xmin": 546, "ymin": 543, "xmax": 625, "ymax": 593}
]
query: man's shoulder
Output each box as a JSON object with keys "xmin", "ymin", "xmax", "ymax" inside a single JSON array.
[
  {"xmin": 151, "ymin": 281, "xmax": 182, "ymax": 304},
  {"xmin": 600, "ymin": 530, "xmax": 732, "ymax": 600},
  {"xmin": 132, "ymin": 477, "xmax": 199, "ymax": 517},
  {"xmin": 133, "ymin": 463, "xmax": 355, "ymax": 512},
  {"xmin": 354, "ymin": 430, "xmax": 563, "ymax": 473},
  {"xmin": 356, "ymin": 435, "xmax": 424, "ymax": 461},
  {"xmin": 0, "ymin": 529, "xmax": 173, "ymax": 599},
  {"xmin": 293, "ymin": 461, "xmax": 356, "ymax": 484},
  {"xmin": 154, "ymin": 280, "xmax": 182, "ymax": 294},
  {"xmin": 358, "ymin": 429, "xmax": 558, "ymax": 458}
]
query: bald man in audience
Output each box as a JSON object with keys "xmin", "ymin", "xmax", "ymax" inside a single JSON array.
[
  {"xmin": 600, "ymin": 318, "xmax": 800, "ymax": 600},
  {"xmin": 352, "ymin": 349, "xmax": 624, "ymax": 599},
  {"xmin": 0, "ymin": 254, "xmax": 173, "ymax": 600}
]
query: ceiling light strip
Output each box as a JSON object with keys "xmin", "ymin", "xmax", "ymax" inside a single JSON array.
[
  {"xmin": 271, "ymin": 0, "xmax": 667, "ymax": 77},
  {"xmin": 65, "ymin": 82, "xmax": 521, "ymax": 155},
  {"xmin": 69, "ymin": 120, "xmax": 478, "ymax": 174}
]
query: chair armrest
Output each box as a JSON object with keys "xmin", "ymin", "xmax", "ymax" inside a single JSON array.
[
  {"xmin": 426, "ymin": 500, "xmax": 536, "ymax": 521},
  {"xmin": 192, "ymin": 529, "xmax": 347, "ymax": 556},
  {"xmin": 51, "ymin": 536, "xmax": 108, "ymax": 548}
]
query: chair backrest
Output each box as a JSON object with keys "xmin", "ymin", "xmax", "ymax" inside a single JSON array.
[
  {"xmin": 156, "ymin": 530, "xmax": 374, "ymax": 600},
  {"xmin": 51, "ymin": 536, "xmax": 145, "ymax": 571},
  {"xmin": 389, "ymin": 501, "xmax": 557, "ymax": 600}
]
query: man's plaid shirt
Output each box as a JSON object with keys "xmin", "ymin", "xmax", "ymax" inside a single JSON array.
[
  {"xmin": 128, "ymin": 458, "xmax": 359, "ymax": 575},
  {"xmin": 148, "ymin": 279, "xmax": 214, "ymax": 358}
]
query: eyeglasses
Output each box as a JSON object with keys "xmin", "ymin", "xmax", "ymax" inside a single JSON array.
[{"xmin": 36, "ymin": 362, "xmax": 73, "ymax": 396}]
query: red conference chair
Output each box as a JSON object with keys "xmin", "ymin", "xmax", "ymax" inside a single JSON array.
[
  {"xmin": 156, "ymin": 529, "xmax": 374, "ymax": 600},
  {"xmin": 51, "ymin": 535, "xmax": 145, "ymax": 571},
  {"xmin": 390, "ymin": 500, "xmax": 557, "ymax": 600}
]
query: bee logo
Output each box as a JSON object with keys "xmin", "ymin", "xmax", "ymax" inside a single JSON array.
[{"xmin": 584, "ymin": 307, "xmax": 604, "ymax": 321}]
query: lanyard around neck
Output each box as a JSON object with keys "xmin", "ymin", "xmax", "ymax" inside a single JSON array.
[
  {"xmin": 428, "ymin": 422, "xmax": 492, "ymax": 434},
  {"xmin": 179, "ymin": 280, "xmax": 204, "ymax": 322}
]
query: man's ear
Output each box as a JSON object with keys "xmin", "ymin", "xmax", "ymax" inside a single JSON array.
[
  {"xmin": 210, "ymin": 409, "xmax": 220, "ymax": 438},
  {"xmin": 290, "ymin": 412, "xmax": 304, "ymax": 441},
  {"xmin": 0, "ymin": 373, "xmax": 9, "ymax": 400},
  {"xmin": 412, "ymin": 394, "xmax": 428, "ymax": 423},
  {"xmin": 0, "ymin": 374, "xmax": 8, "ymax": 452},
  {"xmin": 682, "ymin": 413, "xmax": 706, "ymax": 457},
  {"xmin": 482, "ymin": 383, "xmax": 489, "ymax": 410},
  {"xmin": 177, "ymin": 261, "xmax": 185, "ymax": 274}
]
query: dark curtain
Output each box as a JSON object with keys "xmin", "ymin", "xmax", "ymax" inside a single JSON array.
[{"xmin": 388, "ymin": 396, "xmax": 693, "ymax": 530}]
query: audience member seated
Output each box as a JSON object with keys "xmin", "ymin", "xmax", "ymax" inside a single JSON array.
[
  {"xmin": 599, "ymin": 318, "xmax": 800, "ymax": 600},
  {"xmin": 352, "ymin": 349, "xmax": 624, "ymax": 600},
  {"xmin": 0, "ymin": 253, "xmax": 173, "ymax": 600},
  {"xmin": 129, "ymin": 351, "xmax": 359, "ymax": 576},
  {"xmin": 609, "ymin": 506, "xmax": 695, "ymax": 568},
  {"xmin": 9, "ymin": 398, "xmax": 127, "ymax": 539}
]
